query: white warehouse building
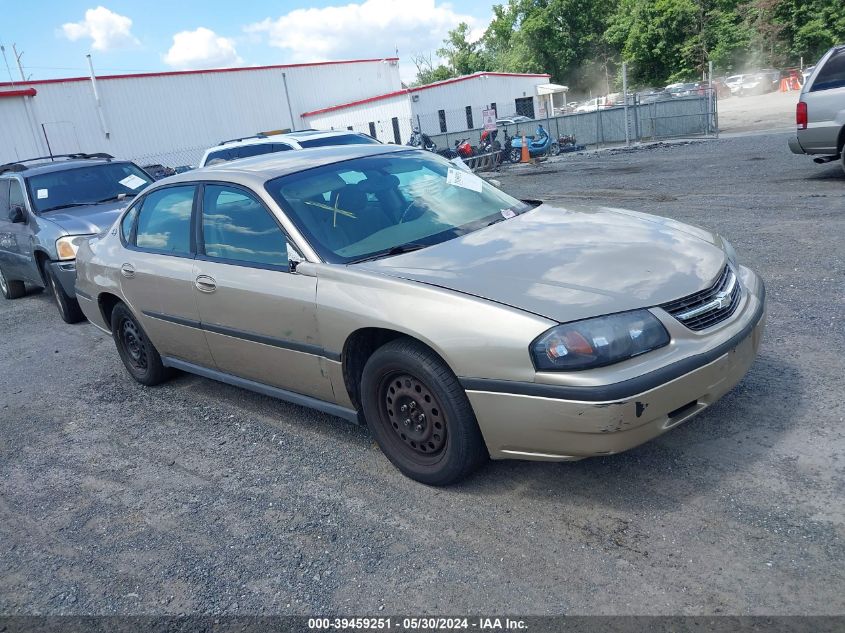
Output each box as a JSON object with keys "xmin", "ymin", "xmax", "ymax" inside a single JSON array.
[
  {"xmin": 0, "ymin": 61, "xmax": 556, "ymax": 166},
  {"xmin": 0, "ymin": 58, "xmax": 403, "ymax": 166},
  {"xmin": 302, "ymin": 72, "xmax": 554, "ymax": 145}
]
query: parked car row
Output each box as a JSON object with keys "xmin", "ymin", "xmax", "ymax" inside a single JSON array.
[{"xmin": 1, "ymin": 137, "xmax": 767, "ymax": 485}]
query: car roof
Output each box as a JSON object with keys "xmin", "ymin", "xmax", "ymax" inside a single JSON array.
[
  {"xmin": 214, "ymin": 129, "xmax": 368, "ymax": 149},
  {"xmin": 0, "ymin": 157, "xmax": 127, "ymax": 178},
  {"xmin": 161, "ymin": 144, "xmax": 412, "ymax": 187}
]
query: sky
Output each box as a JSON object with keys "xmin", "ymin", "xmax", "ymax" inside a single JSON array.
[{"xmin": 0, "ymin": 0, "xmax": 493, "ymax": 84}]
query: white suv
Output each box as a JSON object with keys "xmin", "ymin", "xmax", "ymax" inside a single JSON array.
[{"xmin": 199, "ymin": 130, "xmax": 380, "ymax": 167}]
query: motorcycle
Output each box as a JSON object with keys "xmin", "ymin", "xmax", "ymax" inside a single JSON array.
[
  {"xmin": 478, "ymin": 129, "xmax": 502, "ymax": 154},
  {"xmin": 437, "ymin": 138, "xmax": 474, "ymax": 160},
  {"xmin": 556, "ymin": 133, "xmax": 586, "ymax": 154},
  {"xmin": 408, "ymin": 129, "xmax": 437, "ymax": 153},
  {"xmin": 507, "ymin": 126, "xmax": 559, "ymax": 162}
]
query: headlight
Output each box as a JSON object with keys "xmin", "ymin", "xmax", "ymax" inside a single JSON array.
[
  {"xmin": 531, "ymin": 310, "xmax": 670, "ymax": 371},
  {"xmin": 56, "ymin": 235, "xmax": 94, "ymax": 261}
]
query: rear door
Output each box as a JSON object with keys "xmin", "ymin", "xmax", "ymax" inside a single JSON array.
[
  {"xmin": 120, "ymin": 183, "xmax": 215, "ymax": 367},
  {"xmin": 192, "ymin": 183, "xmax": 332, "ymax": 401},
  {"xmin": 804, "ymin": 48, "xmax": 845, "ymax": 153}
]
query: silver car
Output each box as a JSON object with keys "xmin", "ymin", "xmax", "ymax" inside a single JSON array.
[
  {"xmin": 75, "ymin": 145, "xmax": 766, "ymax": 485},
  {"xmin": 788, "ymin": 44, "xmax": 845, "ymax": 174}
]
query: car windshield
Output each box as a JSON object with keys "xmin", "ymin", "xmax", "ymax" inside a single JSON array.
[
  {"xmin": 26, "ymin": 162, "xmax": 153, "ymax": 213},
  {"xmin": 297, "ymin": 134, "xmax": 380, "ymax": 148},
  {"xmin": 265, "ymin": 149, "xmax": 530, "ymax": 264}
]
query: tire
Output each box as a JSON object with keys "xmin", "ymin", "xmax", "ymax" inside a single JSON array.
[
  {"xmin": 360, "ymin": 338, "xmax": 488, "ymax": 485},
  {"xmin": 0, "ymin": 266, "xmax": 26, "ymax": 300},
  {"xmin": 840, "ymin": 148, "xmax": 845, "ymax": 176},
  {"xmin": 111, "ymin": 302, "xmax": 171, "ymax": 386},
  {"xmin": 549, "ymin": 142, "xmax": 560, "ymax": 156},
  {"xmin": 509, "ymin": 147, "xmax": 522, "ymax": 163},
  {"xmin": 45, "ymin": 265, "xmax": 85, "ymax": 324}
]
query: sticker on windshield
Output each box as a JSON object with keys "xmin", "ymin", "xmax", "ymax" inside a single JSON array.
[
  {"xmin": 500, "ymin": 208, "xmax": 516, "ymax": 219},
  {"xmin": 119, "ymin": 174, "xmax": 147, "ymax": 190},
  {"xmin": 446, "ymin": 167, "xmax": 483, "ymax": 193},
  {"xmin": 37, "ymin": 189, "xmax": 49, "ymax": 199}
]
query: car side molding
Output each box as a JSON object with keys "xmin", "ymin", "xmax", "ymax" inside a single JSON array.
[{"xmin": 162, "ymin": 357, "xmax": 360, "ymax": 423}]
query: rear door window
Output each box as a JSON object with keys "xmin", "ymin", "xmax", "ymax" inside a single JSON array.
[
  {"xmin": 811, "ymin": 49, "xmax": 845, "ymax": 91},
  {"xmin": 134, "ymin": 186, "xmax": 195, "ymax": 255}
]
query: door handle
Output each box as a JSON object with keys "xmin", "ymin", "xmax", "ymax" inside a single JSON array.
[
  {"xmin": 194, "ymin": 274, "xmax": 216, "ymax": 293},
  {"xmin": 120, "ymin": 263, "xmax": 136, "ymax": 278}
]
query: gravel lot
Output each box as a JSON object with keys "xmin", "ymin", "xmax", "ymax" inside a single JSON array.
[{"xmin": 1, "ymin": 132, "xmax": 843, "ymax": 617}]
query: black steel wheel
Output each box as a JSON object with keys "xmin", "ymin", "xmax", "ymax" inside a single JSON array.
[
  {"xmin": 361, "ymin": 338, "xmax": 488, "ymax": 485},
  {"xmin": 111, "ymin": 302, "xmax": 171, "ymax": 386},
  {"xmin": 0, "ymin": 266, "xmax": 25, "ymax": 300},
  {"xmin": 46, "ymin": 266, "xmax": 84, "ymax": 323}
]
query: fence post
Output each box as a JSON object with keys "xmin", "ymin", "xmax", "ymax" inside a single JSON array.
[
  {"xmin": 633, "ymin": 94, "xmax": 640, "ymax": 142},
  {"xmin": 622, "ymin": 62, "xmax": 630, "ymax": 146}
]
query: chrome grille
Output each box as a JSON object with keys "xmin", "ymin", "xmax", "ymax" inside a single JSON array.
[{"xmin": 661, "ymin": 266, "xmax": 740, "ymax": 331}]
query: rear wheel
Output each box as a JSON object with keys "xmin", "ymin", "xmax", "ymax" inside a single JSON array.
[
  {"xmin": 111, "ymin": 303, "xmax": 171, "ymax": 386},
  {"xmin": 0, "ymin": 266, "xmax": 25, "ymax": 300},
  {"xmin": 46, "ymin": 265, "xmax": 84, "ymax": 323},
  {"xmin": 509, "ymin": 147, "xmax": 522, "ymax": 163},
  {"xmin": 361, "ymin": 338, "xmax": 488, "ymax": 486},
  {"xmin": 549, "ymin": 142, "xmax": 561, "ymax": 156}
]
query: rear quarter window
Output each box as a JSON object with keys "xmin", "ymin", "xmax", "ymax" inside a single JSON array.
[{"xmin": 810, "ymin": 49, "xmax": 845, "ymax": 92}]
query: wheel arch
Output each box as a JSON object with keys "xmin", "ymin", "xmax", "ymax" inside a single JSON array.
[
  {"xmin": 97, "ymin": 292, "xmax": 123, "ymax": 332},
  {"xmin": 837, "ymin": 124, "xmax": 845, "ymax": 155},
  {"xmin": 341, "ymin": 327, "xmax": 455, "ymax": 412},
  {"xmin": 33, "ymin": 249, "xmax": 52, "ymax": 285}
]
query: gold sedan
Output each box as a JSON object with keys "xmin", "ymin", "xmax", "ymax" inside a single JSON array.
[{"xmin": 75, "ymin": 145, "xmax": 765, "ymax": 485}]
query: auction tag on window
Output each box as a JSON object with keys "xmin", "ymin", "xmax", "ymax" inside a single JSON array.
[
  {"xmin": 37, "ymin": 189, "xmax": 49, "ymax": 199},
  {"xmin": 446, "ymin": 167, "xmax": 483, "ymax": 193},
  {"xmin": 119, "ymin": 174, "xmax": 147, "ymax": 190},
  {"xmin": 500, "ymin": 208, "xmax": 516, "ymax": 219}
]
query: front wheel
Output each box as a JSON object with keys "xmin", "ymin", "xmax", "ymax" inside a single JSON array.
[
  {"xmin": 549, "ymin": 142, "xmax": 560, "ymax": 156},
  {"xmin": 111, "ymin": 303, "xmax": 171, "ymax": 386},
  {"xmin": 361, "ymin": 338, "xmax": 488, "ymax": 486},
  {"xmin": 509, "ymin": 147, "xmax": 522, "ymax": 163},
  {"xmin": 46, "ymin": 265, "xmax": 84, "ymax": 323}
]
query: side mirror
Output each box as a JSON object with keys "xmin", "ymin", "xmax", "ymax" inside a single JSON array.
[{"xmin": 9, "ymin": 205, "xmax": 25, "ymax": 223}]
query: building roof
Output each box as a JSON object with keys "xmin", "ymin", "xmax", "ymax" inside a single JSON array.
[
  {"xmin": 0, "ymin": 57, "xmax": 400, "ymax": 89},
  {"xmin": 301, "ymin": 71, "xmax": 552, "ymax": 118}
]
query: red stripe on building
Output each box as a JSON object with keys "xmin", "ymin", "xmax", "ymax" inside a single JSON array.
[
  {"xmin": 0, "ymin": 58, "xmax": 400, "ymax": 89},
  {"xmin": 301, "ymin": 72, "xmax": 551, "ymax": 117}
]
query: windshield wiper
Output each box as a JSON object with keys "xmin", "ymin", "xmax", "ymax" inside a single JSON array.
[
  {"xmin": 347, "ymin": 242, "xmax": 429, "ymax": 264},
  {"xmin": 96, "ymin": 193, "xmax": 137, "ymax": 203}
]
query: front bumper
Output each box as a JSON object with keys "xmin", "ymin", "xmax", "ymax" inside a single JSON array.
[
  {"xmin": 48, "ymin": 260, "xmax": 77, "ymax": 297},
  {"xmin": 465, "ymin": 276, "xmax": 766, "ymax": 461}
]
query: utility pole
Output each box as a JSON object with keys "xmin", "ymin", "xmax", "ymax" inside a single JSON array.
[
  {"xmin": 0, "ymin": 44, "xmax": 16, "ymax": 84},
  {"xmin": 12, "ymin": 44, "xmax": 29, "ymax": 81}
]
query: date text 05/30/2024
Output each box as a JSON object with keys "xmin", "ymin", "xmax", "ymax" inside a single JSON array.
[{"xmin": 308, "ymin": 617, "xmax": 528, "ymax": 630}]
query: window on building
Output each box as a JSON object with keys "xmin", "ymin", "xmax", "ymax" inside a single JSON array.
[
  {"xmin": 391, "ymin": 117, "xmax": 401, "ymax": 144},
  {"xmin": 514, "ymin": 97, "xmax": 535, "ymax": 119},
  {"xmin": 465, "ymin": 106, "xmax": 474, "ymax": 130},
  {"xmin": 438, "ymin": 110, "xmax": 447, "ymax": 133},
  {"xmin": 368, "ymin": 122, "xmax": 377, "ymax": 139},
  {"xmin": 347, "ymin": 126, "xmax": 353, "ymax": 131}
]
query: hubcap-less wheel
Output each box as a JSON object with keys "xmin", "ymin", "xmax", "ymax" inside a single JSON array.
[
  {"xmin": 509, "ymin": 148, "xmax": 522, "ymax": 163},
  {"xmin": 379, "ymin": 371, "xmax": 447, "ymax": 462},
  {"xmin": 549, "ymin": 142, "xmax": 560, "ymax": 156},
  {"xmin": 0, "ymin": 269, "xmax": 7, "ymax": 295},
  {"xmin": 121, "ymin": 318, "xmax": 148, "ymax": 371}
]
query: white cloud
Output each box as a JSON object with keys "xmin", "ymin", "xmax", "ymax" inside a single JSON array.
[
  {"xmin": 61, "ymin": 6, "xmax": 139, "ymax": 51},
  {"xmin": 163, "ymin": 27, "xmax": 243, "ymax": 70},
  {"xmin": 244, "ymin": 0, "xmax": 486, "ymax": 81}
]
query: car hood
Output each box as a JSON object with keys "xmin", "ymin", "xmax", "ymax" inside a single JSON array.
[
  {"xmin": 43, "ymin": 200, "xmax": 128, "ymax": 235},
  {"xmin": 356, "ymin": 203, "xmax": 729, "ymax": 323}
]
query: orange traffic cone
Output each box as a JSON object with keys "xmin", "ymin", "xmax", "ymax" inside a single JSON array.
[
  {"xmin": 521, "ymin": 134, "xmax": 529, "ymax": 163},
  {"xmin": 780, "ymin": 78, "xmax": 790, "ymax": 92}
]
